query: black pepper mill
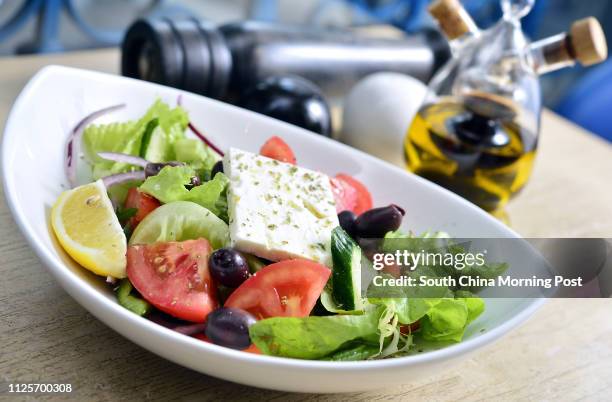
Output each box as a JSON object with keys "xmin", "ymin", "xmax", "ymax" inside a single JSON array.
[{"xmin": 121, "ymin": 18, "xmax": 451, "ymax": 101}]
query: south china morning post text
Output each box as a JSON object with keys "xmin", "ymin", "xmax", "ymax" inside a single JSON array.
[{"xmin": 369, "ymin": 249, "xmax": 584, "ymax": 291}]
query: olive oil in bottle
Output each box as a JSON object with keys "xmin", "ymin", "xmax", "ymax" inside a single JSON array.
[
  {"xmin": 404, "ymin": 0, "xmax": 607, "ymax": 213},
  {"xmin": 405, "ymin": 94, "xmax": 536, "ymax": 211}
]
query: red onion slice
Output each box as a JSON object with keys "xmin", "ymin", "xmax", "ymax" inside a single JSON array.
[
  {"xmin": 66, "ymin": 104, "xmax": 126, "ymax": 188},
  {"xmin": 149, "ymin": 312, "xmax": 206, "ymax": 336},
  {"xmin": 172, "ymin": 323, "xmax": 207, "ymax": 336},
  {"xmin": 101, "ymin": 171, "xmax": 146, "ymax": 189},
  {"xmin": 188, "ymin": 122, "xmax": 224, "ymax": 157},
  {"xmin": 97, "ymin": 152, "xmax": 148, "ymax": 168}
]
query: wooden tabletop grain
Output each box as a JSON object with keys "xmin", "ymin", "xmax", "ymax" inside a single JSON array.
[{"xmin": 1, "ymin": 49, "xmax": 611, "ymax": 401}]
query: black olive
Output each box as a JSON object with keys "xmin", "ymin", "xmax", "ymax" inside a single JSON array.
[
  {"xmin": 338, "ymin": 210, "xmax": 357, "ymax": 238},
  {"xmin": 211, "ymin": 160, "xmax": 224, "ymax": 177},
  {"xmin": 354, "ymin": 204, "xmax": 405, "ymax": 238},
  {"xmin": 357, "ymin": 237, "xmax": 382, "ymax": 260},
  {"xmin": 238, "ymin": 75, "xmax": 332, "ymax": 137},
  {"xmin": 205, "ymin": 307, "xmax": 256, "ymax": 350},
  {"xmin": 209, "ymin": 248, "xmax": 250, "ymax": 288}
]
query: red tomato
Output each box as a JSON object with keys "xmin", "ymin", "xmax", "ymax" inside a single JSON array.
[
  {"xmin": 127, "ymin": 239, "xmax": 218, "ymax": 322},
  {"xmin": 260, "ymin": 136, "xmax": 297, "ymax": 164},
  {"xmin": 125, "ymin": 187, "xmax": 160, "ymax": 227},
  {"xmin": 330, "ymin": 174, "xmax": 373, "ymax": 215},
  {"xmin": 224, "ymin": 259, "xmax": 330, "ymax": 319},
  {"xmin": 399, "ymin": 321, "xmax": 421, "ymax": 335}
]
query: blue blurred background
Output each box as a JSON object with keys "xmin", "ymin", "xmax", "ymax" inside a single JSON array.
[{"xmin": 1, "ymin": 0, "xmax": 610, "ymax": 140}]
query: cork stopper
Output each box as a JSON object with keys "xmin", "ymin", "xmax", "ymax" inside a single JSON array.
[
  {"xmin": 429, "ymin": 0, "xmax": 476, "ymax": 40},
  {"xmin": 569, "ymin": 17, "xmax": 608, "ymax": 66}
]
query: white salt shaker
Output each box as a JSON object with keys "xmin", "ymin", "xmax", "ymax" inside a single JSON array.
[{"xmin": 340, "ymin": 72, "xmax": 427, "ymax": 166}]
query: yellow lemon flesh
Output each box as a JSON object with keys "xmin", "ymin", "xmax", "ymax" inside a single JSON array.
[{"xmin": 51, "ymin": 179, "xmax": 127, "ymax": 278}]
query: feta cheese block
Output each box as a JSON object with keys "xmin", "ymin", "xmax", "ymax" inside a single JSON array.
[{"xmin": 224, "ymin": 148, "xmax": 339, "ymax": 266}]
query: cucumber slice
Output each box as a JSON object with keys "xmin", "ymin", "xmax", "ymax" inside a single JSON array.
[
  {"xmin": 142, "ymin": 125, "xmax": 170, "ymax": 163},
  {"xmin": 139, "ymin": 118, "xmax": 159, "ymax": 159},
  {"xmin": 116, "ymin": 279, "xmax": 151, "ymax": 316},
  {"xmin": 330, "ymin": 227, "xmax": 363, "ymax": 311},
  {"xmin": 129, "ymin": 201, "xmax": 229, "ymax": 249}
]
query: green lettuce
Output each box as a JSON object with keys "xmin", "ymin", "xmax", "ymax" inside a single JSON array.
[
  {"xmin": 249, "ymin": 308, "xmax": 381, "ymax": 360},
  {"xmin": 322, "ymin": 342, "xmax": 380, "ymax": 361},
  {"xmin": 370, "ymin": 297, "xmax": 443, "ymax": 325},
  {"xmin": 369, "ymin": 293, "xmax": 484, "ymax": 346},
  {"xmin": 173, "ymin": 138, "xmax": 220, "ymax": 172},
  {"xmin": 83, "ymin": 100, "xmax": 189, "ymax": 179},
  {"xmin": 139, "ymin": 166, "xmax": 229, "ymax": 219},
  {"xmin": 381, "ymin": 230, "xmax": 508, "ymax": 292},
  {"xmin": 250, "ymin": 293, "xmax": 485, "ymax": 360},
  {"xmin": 128, "ymin": 201, "xmax": 229, "ymax": 249},
  {"xmin": 420, "ymin": 295, "xmax": 484, "ymax": 342}
]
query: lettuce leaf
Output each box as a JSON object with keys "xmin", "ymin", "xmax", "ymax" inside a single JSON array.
[
  {"xmin": 322, "ymin": 342, "xmax": 380, "ymax": 361},
  {"xmin": 370, "ymin": 297, "xmax": 442, "ymax": 325},
  {"xmin": 381, "ymin": 230, "xmax": 508, "ymax": 292},
  {"xmin": 128, "ymin": 201, "xmax": 229, "ymax": 249},
  {"xmin": 420, "ymin": 296, "xmax": 484, "ymax": 342},
  {"xmin": 139, "ymin": 165, "xmax": 194, "ymax": 203},
  {"xmin": 83, "ymin": 100, "xmax": 189, "ymax": 179},
  {"xmin": 185, "ymin": 173, "xmax": 229, "ymax": 218},
  {"xmin": 249, "ymin": 309, "xmax": 381, "ymax": 360},
  {"xmin": 139, "ymin": 166, "xmax": 229, "ymax": 218},
  {"xmin": 173, "ymin": 138, "xmax": 220, "ymax": 171}
]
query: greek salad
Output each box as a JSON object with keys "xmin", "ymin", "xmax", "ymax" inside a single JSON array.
[{"xmin": 51, "ymin": 99, "xmax": 497, "ymax": 361}]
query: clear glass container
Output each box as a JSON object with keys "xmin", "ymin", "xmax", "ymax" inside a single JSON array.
[{"xmin": 405, "ymin": 0, "xmax": 540, "ymax": 213}]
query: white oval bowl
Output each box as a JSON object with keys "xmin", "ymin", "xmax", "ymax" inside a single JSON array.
[{"xmin": 1, "ymin": 66, "xmax": 544, "ymax": 393}]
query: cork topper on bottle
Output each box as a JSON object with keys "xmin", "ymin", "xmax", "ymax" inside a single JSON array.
[
  {"xmin": 428, "ymin": 0, "xmax": 478, "ymax": 40},
  {"xmin": 570, "ymin": 17, "xmax": 608, "ymax": 66}
]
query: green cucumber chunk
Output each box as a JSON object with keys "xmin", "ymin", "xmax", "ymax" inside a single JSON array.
[
  {"xmin": 330, "ymin": 227, "xmax": 363, "ymax": 311},
  {"xmin": 129, "ymin": 201, "xmax": 229, "ymax": 249},
  {"xmin": 117, "ymin": 279, "xmax": 151, "ymax": 316}
]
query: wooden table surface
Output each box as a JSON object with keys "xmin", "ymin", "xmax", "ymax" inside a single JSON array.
[{"xmin": 1, "ymin": 49, "xmax": 611, "ymax": 401}]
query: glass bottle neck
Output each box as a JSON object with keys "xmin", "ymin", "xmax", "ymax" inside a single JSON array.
[
  {"xmin": 529, "ymin": 33, "xmax": 576, "ymax": 75},
  {"xmin": 448, "ymin": 29, "xmax": 480, "ymax": 53}
]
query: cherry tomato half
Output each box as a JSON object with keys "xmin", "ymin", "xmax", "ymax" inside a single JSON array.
[
  {"xmin": 330, "ymin": 174, "xmax": 373, "ymax": 215},
  {"xmin": 260, "ymin": 136, "xmax": 297, "ymax": 164}
]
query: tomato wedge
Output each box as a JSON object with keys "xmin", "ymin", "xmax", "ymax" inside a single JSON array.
[
  {"xmin": 260, "ymin": 136, "xmax": 297, "ymax": 164},
  {"xmin": 224, "ymin": 259, "xmax": 330, "ymax": 319},
  {"xmin": 127, "ymin": 239, "xmax": 217, "ymax": 322},
  {"xmin": 331, "ymin": 174, "xmax": 373, "ymax": 215},
  {"xmin": 125, "ymin": 187, "xmax": 160, "ymax": 227},
  {"xmin": 399, "ymin": 321, "xmax": 421, "ymax": 335}
]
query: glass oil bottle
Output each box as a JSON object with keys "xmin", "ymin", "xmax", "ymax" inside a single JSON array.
[{"xmin": 404, "ymin": 0, "xmax": 608, "ymax": 213}]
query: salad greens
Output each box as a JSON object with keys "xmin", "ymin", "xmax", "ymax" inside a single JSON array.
[
  {"xmin": 420, "ymin": 295, "xmax": 484, "ymax": 342},
  {"xmin": 250, "ymin": 306, "xmax": 382, "ymax": 359},
  {"xmin": 129, "ymin": 201, "xmax": 229, "ymax": 249},
  {"xmin": 84, "ymin": 100, "xmax": 189, "ymax": 178},
  {"xmin": 173, "ymin": 138, "xmax": 220, "ymax": 172},
  {"xmin": 139, "ymin": 166, "xmax": 229, "ymax": 219}
]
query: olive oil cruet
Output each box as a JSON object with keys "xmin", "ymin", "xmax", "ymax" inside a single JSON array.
[{"xmin": 404, "ymin": 0, "xmax": 608, "ymax": 216}]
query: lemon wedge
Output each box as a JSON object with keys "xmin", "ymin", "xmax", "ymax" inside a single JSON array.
[{"xmin": 51, "ymin": 179, "xmax": 127, "ymax": 278}]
